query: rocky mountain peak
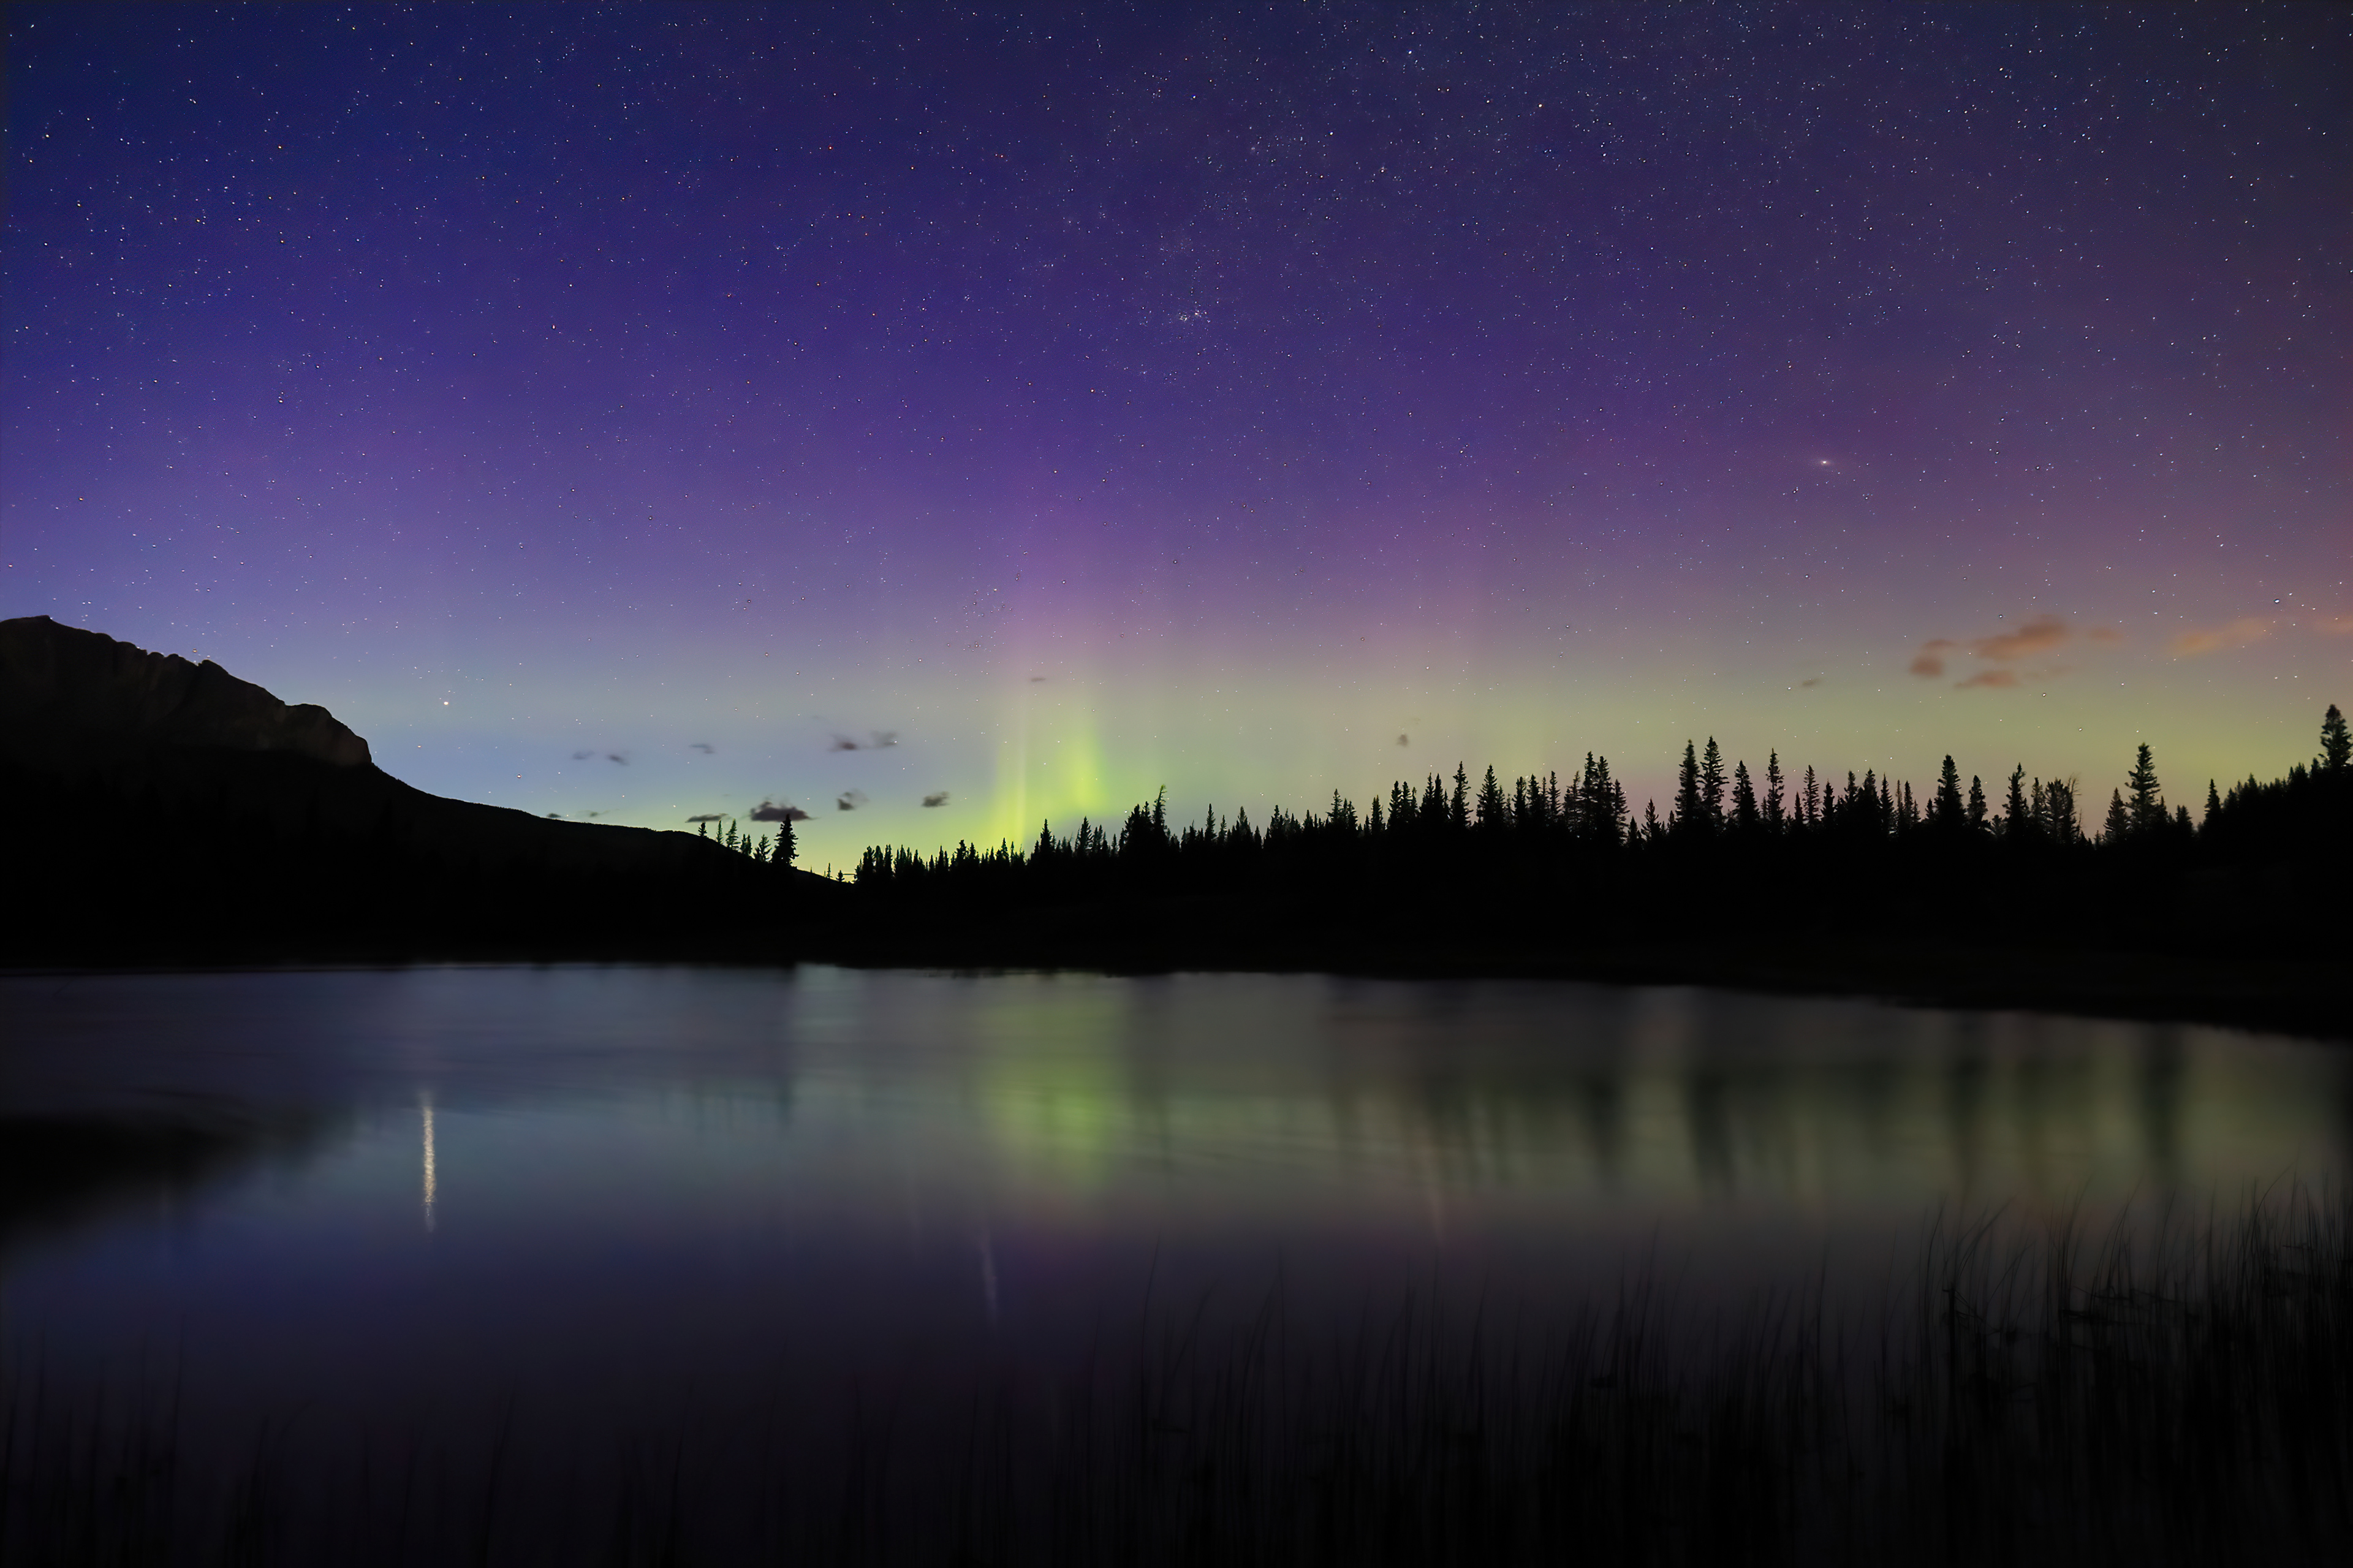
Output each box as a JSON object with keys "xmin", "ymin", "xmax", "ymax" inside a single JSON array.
[{"xmin": 0, "ymin": 615, "xmax": 371, "ymax": 768}]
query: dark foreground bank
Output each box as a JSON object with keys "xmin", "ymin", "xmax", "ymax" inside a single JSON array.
[{"xmin": 6, "ymin": 1191, "xmax": 2347, "ymax": 1567}]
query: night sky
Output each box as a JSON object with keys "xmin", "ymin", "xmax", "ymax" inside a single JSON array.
[{"xmin": 7, "ymin": 4, "xmax": 2347, "ymax": 860}]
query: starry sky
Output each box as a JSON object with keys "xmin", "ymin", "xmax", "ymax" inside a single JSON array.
[{"xmin": 7, "ymin": 4, "xmax": 2347, "ymax": 860}]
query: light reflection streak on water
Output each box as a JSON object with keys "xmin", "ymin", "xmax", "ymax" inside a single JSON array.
[{"xmin": 421, "ymin": 1099, "xmax": 436, "ymax": 1232}]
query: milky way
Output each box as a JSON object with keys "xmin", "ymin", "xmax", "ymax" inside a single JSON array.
[{"xmin": 7, "ymin": 5, "xmax": 2346, "ymax": 856}]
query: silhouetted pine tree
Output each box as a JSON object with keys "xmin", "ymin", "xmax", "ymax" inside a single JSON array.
[
  {"xmin": 2003, "ymin": 767, "xmax": 2031, "ymax": 841},
  {"xmin": 2045, "ymin": 778, "xmax": 2080, "ymax": 844},
  {"xmin": 1732, "ymin": 760, "xmax": 1759, "ymax": 833},
  {"xmin": 2104, "ymin": 788, "xmax": 2132, "ymax": 844},
  {"xmin": 1699, "ymin": 738, "xmax": 1728, "ymax": 830},
  {"xmin": 1967, "ymin": 775, "xmax": 1987, "ymax": 833},
  {"xmin": 2321, "ymin": 703, "xmax": 2349, "ymax": 773},
  {"xmin": 1673, "ymin": 743, "xmax": 1707, "ymax": 838},
  {"xmin": 1763, "ymin": 751, "xmax": 1786, "ymax": 834},
  {"xmin": 1449, "ymin": 765, "xmax": 1471, "ymax": 833},
  {"xmin": 1935, "ymin": 756, "xmax": 1965, "ymax": 830},
  {"xmin": 1476, "ymin": 766, "xmax": 1507, "ymax": 831},
  {"xmin": 2125, "ymin": 743, "xmax": 2164, "ymax": 836}
]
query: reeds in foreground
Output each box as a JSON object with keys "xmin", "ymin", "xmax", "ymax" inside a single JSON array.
[{"xmin": 4, "ymin": 1189, "xmax": 2346, "ymax": 1566}]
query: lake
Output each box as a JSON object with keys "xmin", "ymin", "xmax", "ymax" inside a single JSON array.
[{"xmin": 3, "ymin": 965, "xmax": 2345, "ymax": 1561}]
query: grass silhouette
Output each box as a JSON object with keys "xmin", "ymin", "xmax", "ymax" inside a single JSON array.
[{"xmin": 4, "ymin": 1188, "xmax": 2345, "ymax": 1564}]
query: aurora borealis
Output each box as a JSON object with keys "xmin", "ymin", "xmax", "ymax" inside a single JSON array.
[{"xmin": 6, "ymin": 5, "xmax": 2346, "ymax": 862}]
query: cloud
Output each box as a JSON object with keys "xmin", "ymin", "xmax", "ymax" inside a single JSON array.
[
  {"xmin": 1800, "ymin": 676, "xmax": 1823, "ymax": 688},
  {"xmin": 1971, "ymin": 615, "xmax": 2069, "ymax": 662},
  {"xmin": 2169, "ymin": 616, "xmax": 2271, "ymax": 656},
  {"xmin": 922, "ymin": 791, "xmax": 950, "ymax": 808},
  {"xmin": 836, "ymin": 790, "xmax": 868, "ymax": 811},
  {"xmin": 1908, "ymin": 641, "xmax": 1954, "ymax": 678},
  {"xmin": 571, "ymin": 749, "xmax": 596, "ymax": 760},
  {"xmin": 1396, "ymin": 733, "xmax": 1410, "ymax": 747},
  {"xmin": 1954, "ymin": 669, "xmax": 2020, "ymax": 689},
  {"xmin": 686, "ymin": 812, "xmax": 727, "ymax": 824},
  {"xmin": 2319, "ymin": 615, "xmax": 2353, "ymax": 637},
  {"xmin": 750, "ymin": 800, "xmax": 811, "ymax": 822},
  {"xmin": 690, "ymin": 742, "xmax": 715, "ymax": 754},
  {"xmin": 829, "ymin": 735, "xmax": 862, "ymax": 751},
  {"xmin": 2088, "ymin": 626, "xmax": 2124, "ymax": 643},
  {"xmin": 1912, "ymin": 616, "xmax": 2075, "ymax": 684},
  {"xmin": 828, "ymin": 730, "xmax": 899, "ymax": 751},
  {"xmin": 1029, "ymin": 675, "xmax": 1047, "ymax": 683},
  {"xmin": 605, "ymin": 751, "xmax": 631, "ymax": 765}
]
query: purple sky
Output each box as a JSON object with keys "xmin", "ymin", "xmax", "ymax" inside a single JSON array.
[{"xmin": 7, "ymin": 4, "xmax": 2347, "ymax": 860}]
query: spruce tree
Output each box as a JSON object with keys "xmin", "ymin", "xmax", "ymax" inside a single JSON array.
[
  {"xmin": 2124, "ymin": 743, "xmax": 2163, "ymax": 836},
  {"xmin": 1966, "ymin": 775, "xmax": 1988, "ymax": 833},
  {"xmin": 2104, "ymin": 788, "xmax": 2132, "ymax": 844},
  {"xmin": 776, "ymin": 814, "xmax": 797, "ymax": 869},
  {"xmin": 1732, "ymin": 760, "xmax": 1759, "ymax": 833},
  {"xmin": 1764, "ymin": 751, "xmax": 1786, "ymax": 834},
  {"xmin": 2004, "ymin": 766, "xmax": 2031, "ymax": 838},
  {"xmin": 2047, "ymin": 778, "xmax": 2080, "ymax": 845},
  {"xmin": 2204, "ymin": 779, "xmax": 2222, "ymax": 829},
  {"xmin": 1674, "ymin": 742, "xmax": 1707, "ymax": 837},
  {"xmin": 1449, "ymin": 765, "xmax": 1471, "ymax": 833},
  {"xmin": 1476, "ymin": 766, "xmax": 1507, "ymax": 830},
  {"xmin": 2321, "ymin": 703, "xmax": 2350, "ymax": 773},
  {"xmin": 1699, "ymin": 738, "xmax": 1728, "ymax": 830},
  {"xmin": 1934, "ymin": 756, "xmax": 1965, "ymax": 829}
]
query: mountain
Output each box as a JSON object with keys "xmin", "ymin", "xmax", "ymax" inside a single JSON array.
[
  {"xmin": 1, "ymin": 616, "xmax": 370, "ymax": 768},
  {"xmin": 1, "ymin": 616, "xmax": 832, "ymax": 961}
]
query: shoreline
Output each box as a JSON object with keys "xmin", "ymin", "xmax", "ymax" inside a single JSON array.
[{"xmin": 7, "ymin": 933, "xmax": 2344, "ymax": 1043}]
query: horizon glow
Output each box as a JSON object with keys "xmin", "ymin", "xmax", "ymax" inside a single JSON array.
[{"xmin": 6, "ymin": 6, "xmax": 2347, "ymax": 863}]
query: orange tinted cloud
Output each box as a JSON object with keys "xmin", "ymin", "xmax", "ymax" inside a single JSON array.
[
  {"xmin": 1955, "ymin": 669, "xmax": 2020, "ymax": 689},
  {"xmin": 2169, "ymin": 616, "xmax": 2270, "ymax": 656},
  {"xmin": 2317, "ymin": 615, "xmax": 2353, "ymax": 637},
  {"xmin": 1911, "ymin": 616, "xmax": 2072, "ymax": 681},
  {"xmin": 1969, "ymin": 615, "xmax": 2069, "ymax": 661}
]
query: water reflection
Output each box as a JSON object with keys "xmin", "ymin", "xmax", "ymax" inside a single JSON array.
[
  {"xmin": 420, "ymin": 1099, "xmax": 436, "ymax": 1232},
  {"xmin": 0, "ymin": 965, "xmax": 2343, "ymax": 1318}
]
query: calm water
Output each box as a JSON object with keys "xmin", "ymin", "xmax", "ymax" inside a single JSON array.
[{"xmin": 3, "ymin": 964, "xmax": 2346, "ymax": 1514}]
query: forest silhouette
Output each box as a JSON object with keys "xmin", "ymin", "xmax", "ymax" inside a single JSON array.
[
  {"xmin": 848, "ymin": 706, "xmax": 2346, "ymax": 906},
  {"xmin": 2, "ymin": 610, "xmax": 2343, "ymax": 1034},
  {"xmin": 817, "ymin": 706, "xmax": 2350, "ymax": 1034}
]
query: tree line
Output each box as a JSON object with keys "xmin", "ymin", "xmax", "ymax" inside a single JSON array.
[{"xmin": 840, "ymin": 704, "xmax": 2351, "ymax": 917}]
